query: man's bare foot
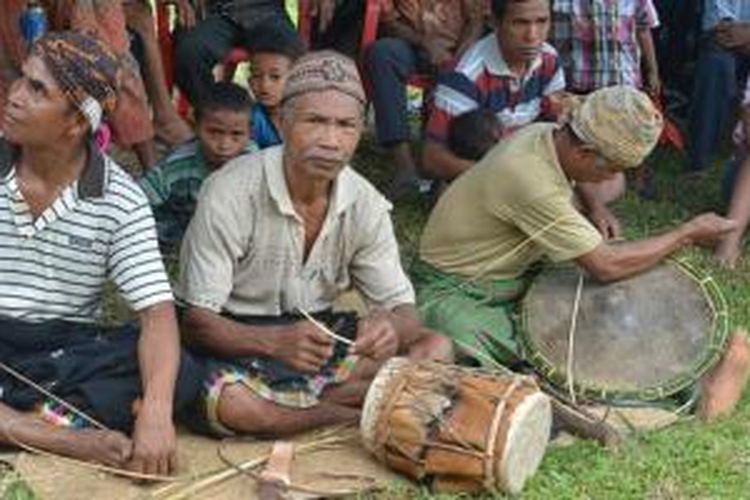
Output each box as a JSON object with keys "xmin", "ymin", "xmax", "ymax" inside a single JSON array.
[
  {"xmin": 714, "ymin": 235, "xmax": 743, "ymax": 268},
  {"xmin": 697, "ymin": 330, "xmax": 750, "ymax": 422},
  {"xmin": 71, "ymin": 428, "xmax": 133, "ymax": 468},
  {"xmin": 155, "ymin": 118, "xmax": 194, "ymax": 146}
]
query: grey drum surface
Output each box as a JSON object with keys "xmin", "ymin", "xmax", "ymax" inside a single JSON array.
[{"xmin": 521, "ymin": 262, "xmax": 726, "ymax": 401}]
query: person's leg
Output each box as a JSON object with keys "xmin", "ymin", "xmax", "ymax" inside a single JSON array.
[
  {"xmin": 321, "ymin": 379, "xmax": 372, "ymax": 407},
  {"xmin": 687, "ymin": 43, "xmax": 738, "ymax": 172},
  {"xmin": 413, "ymin": 260, "xmax": 529, "ymax": 367},
  {"xmin": 366, "ymin": 38, "xmax": 422, "ymax": 199},
  {"xmin": 241, "ymin": 7, "xmax": 303, "ymax": 56},
  {"xmin": 124, "ymin": 1, "xmax": 192, "ymax": 145},
  {"xmin": 697, "ymin": 329, "xmax": 750, "ymax": 421},
  {"xmin": 174, "ymin": 15, "xmax": 239, "ymax": 106},
  {"xmin": 0, "ymin": 402, "xmax": 132, "ymax": 467},
  {"xmin": 715, "ymin": 154, "xmax": 750, "ymax": 267},
  {"xmin": 311, "ymin": 0, "xmax": 366, "ymax": 58},
  {"xmin": 216, "ymin": 384, "xmax": 360, "ymax": 436},
  {"xmin": 582, "ymin": 172, "xmax": 626, "ymax": 205}
]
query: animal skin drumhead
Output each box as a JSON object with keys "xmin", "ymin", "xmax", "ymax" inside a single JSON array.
[
  {"xmin": 497, "ymin": 391, "xmax": 552, "ymax": 494},
  {"xmin": 521, "ymin": 262, "xmax": 717, "ymax": 399}
]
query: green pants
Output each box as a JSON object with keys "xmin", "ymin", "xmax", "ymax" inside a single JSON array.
[{"xmin": 411, "ymin": 259, "xmax": 533, "ymax": 367}]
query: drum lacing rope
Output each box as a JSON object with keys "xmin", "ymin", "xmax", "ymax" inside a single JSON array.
[
  {"xmin": 401, "ymin": 371, "xmax": 477, "ymax": 453},
  {"xmin": 483, "ymin": 377, "xmax": 524, "ymax": 491},
  {"xmin": 565, "ymin": 273, "xmax": 585, "ymax": 405}
]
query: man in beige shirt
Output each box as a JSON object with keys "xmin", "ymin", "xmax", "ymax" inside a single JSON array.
[
  {"xmin": 177, "ymin": 51, "xmax": 451, "ymax": 437},
  {"xmin": 416, "ymin": 85, "xmax": 749, "ymax": 421}
]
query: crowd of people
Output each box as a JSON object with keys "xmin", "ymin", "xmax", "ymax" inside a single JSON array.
[{"xmin": 0, "ymin": 0, "xmax": 750, "ymax": 483}]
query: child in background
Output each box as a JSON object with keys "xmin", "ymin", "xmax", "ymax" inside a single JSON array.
[
  {"xmin": 140, "ymin": 82, "xmax": 256, "ymax": 250},
  {"xmin": 447, "ymin": 109, "xmax": 502, "ymax": 162},
  {"xmin": 248, "ymin": 37, "xmax": 304, "ymax": 149},
  {"xmin": 715, "ymin": 76, "xmax": 750, "ymax": 268}
]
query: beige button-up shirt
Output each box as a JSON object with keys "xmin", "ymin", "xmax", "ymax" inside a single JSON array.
[{"xmin": 177, "ymin": 146, "xmax": 415, "ymax": 316}]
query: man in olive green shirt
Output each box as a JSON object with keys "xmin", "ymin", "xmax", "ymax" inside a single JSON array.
[
  {"xmin": 416, "ymin": 85, "xmax": 749, "ymax": 421},
  {"xmin": 419, "ymin": 121, "xmax": 602, "ymax": 282}
]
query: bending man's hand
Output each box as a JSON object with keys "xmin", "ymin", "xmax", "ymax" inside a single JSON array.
[
  {"xmin": 588, "ymin": 203, "xmax": 622, "ymax": 240},
  {"xmin": 683, "ymin": 213, "xmax": 738, "ymax": 246}
]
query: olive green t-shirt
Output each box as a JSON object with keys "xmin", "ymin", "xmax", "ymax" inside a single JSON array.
[{"xmin": 419, "ymin": 123, "xmax": 603, "ymax": 280}]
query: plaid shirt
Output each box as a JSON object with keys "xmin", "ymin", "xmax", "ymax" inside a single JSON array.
[
  {"xmin": 552, "ymin": 0, "xmax": 659, "ymax": 92},
  {"xmin": 426, "ymin": 34, "xmax": 565, "ymax": 143}
]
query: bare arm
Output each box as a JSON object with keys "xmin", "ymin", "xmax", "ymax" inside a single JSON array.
[
  {"xmin": 636, "ymin": 26, "xmax": 661, "ymax": 95},
  {"xmin": 577, "ymin": 213, "xmax": 737, "ymax": 282},
  {"xmin": 422, "ymin": 139, "xmax": 475, "ymax": 180},
  {"xmin": 137, "ymin": 302, "xmax": 180, "ymax": 416},
  {"xmin": 182, "ymin": 306, "xmax": 335, "ymax": 374},
  {"xmin": 128, "ymin": 301, "xmax": 181, "ymax": 475},
  {"xmin": 181, "ymin": 305, "xmax": 277, "ymax": 358}
]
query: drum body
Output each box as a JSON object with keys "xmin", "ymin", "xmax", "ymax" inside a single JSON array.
[
  {"xmin": 520, "ymin": 261, "xmax": 728, "ymax": 402},
  {"xmin": 360, "ymin": 358, "xmax": 551, "ymax": 494}
]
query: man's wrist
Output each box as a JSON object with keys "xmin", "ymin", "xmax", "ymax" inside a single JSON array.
[
  {"xmin": 676, "ymin": 223, "xmax": 694, "ymax": 248},
  {"xmin": 139, "ymin": 393, "xmax": 174, "ymax": 419}
]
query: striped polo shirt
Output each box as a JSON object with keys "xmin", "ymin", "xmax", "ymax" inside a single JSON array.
[
  {"xmin": 426, "ymin": 33, "xmax": 565, "ymax": 143},
  {"xmin": 0, "ymin": 138, "xmax": 173, "ymax": 322}
]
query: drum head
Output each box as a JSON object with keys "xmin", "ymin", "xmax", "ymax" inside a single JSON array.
[{"xmin": 520, "ymin": 261, "xmax": 727, "ymax": 401}]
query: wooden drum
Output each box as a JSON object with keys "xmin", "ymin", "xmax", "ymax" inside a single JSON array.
[{"xmin": 360, "ymin": 358, "xmax": 551, "ymax": 494}]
